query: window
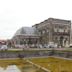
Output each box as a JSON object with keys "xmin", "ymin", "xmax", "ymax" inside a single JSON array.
[
  {"xmin": 54, "ymin": 28, "xmax": 57, "ymax": 32},
  {"xmin": 47, "ymin": 29, "xmax": 49, "ymax": 32},
  {"xmin": 42, "ymin": 30, "xmax": 45, "ymax": 34},
  {"xmin": 59, "ymin": 29, "xmax": 64, "ymax": 32}
]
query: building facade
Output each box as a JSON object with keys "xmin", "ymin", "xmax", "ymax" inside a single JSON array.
[
  {"xmin": 12, "ymin": 27, "xmax": 40, "ymax": 47},
  {"xmin": 12, "ymin": 18, "xmax": 71, "ymax": 47},
  {"xmin": 34, "ymin": 18, "xmax": 71, "ymax": 47}
]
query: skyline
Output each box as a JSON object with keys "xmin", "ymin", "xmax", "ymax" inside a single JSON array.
[{"xmin": 0, "ymin": 0, "xmax": 72, "ymax": 39}]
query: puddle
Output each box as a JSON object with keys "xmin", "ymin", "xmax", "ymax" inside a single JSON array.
[
  {"xmin": 0, "ymin": 65, "xmax": 21, "ymax": 72},
  {"xmin": 0, "ymin": 59, "xmax": 46, "ymax": 72},
  {"xmin": 0, "ymin": 64, "xmax": 45, "ymax": 72}
]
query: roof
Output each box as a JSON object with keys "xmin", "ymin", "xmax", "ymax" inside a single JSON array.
[
  {"xmin": 33, "ymin": 18, "xmax": 71, "ymax": 26},
  {"xmin": 14, "ymin": 27, "xmax": 39, "ymax": 36},
  {"xmin": 48, "ymin": 18, "xmax": 71, "ymax": 24}
]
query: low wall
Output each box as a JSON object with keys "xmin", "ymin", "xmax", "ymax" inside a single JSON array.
[
  {"xmin": 0, "ymin": 50, "xmax": 51, "ymax": 58},
  {"xmin": 0, "ymin": 50, "xmax": 72, "ymax": 59},
  {"xmin": 53, "ymin": 50, "xmax": 72, "ymax": 58}
]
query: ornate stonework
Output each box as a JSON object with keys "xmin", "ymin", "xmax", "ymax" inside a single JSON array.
[{"xmin": 12, "ymin": 18, "xmax": 71, "ymax": 47}]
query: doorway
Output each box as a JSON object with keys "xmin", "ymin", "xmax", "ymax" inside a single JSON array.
[{"xmin": 60, "ymin": 36, "xmax": 64, "ymax": 47}]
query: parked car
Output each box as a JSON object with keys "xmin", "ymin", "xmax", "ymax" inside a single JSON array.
[
  {"xmin": 48, "ymin": 42, "xmax": 57, "ymax": 48},
  {"xmin": 43, "ymin": 44, "xmax": 49, "ymax": 48},
  {"xmin": 15, "ymin": 44, "xmax": 24, "ymax": 48},
  {"xmin": 69, "ymin": 44, "xmax": 72, "ymax": 48},
  {"xmin": 0, "ymin": 45, "xmax": 8, "ymax": 50}
]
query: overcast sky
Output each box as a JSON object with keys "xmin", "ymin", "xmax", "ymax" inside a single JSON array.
[{"xmin": 0, "ymin": 0, "xmax": 72, "ymax": 40}]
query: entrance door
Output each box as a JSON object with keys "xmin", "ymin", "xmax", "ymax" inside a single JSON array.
[{"xmin": 60, "ymin": 36, "xmax": 64, "ymax": 47}]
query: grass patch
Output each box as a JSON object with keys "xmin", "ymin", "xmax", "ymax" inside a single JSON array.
[{"xmin": 29, "ymin": 57, "xmax": 72, "ymax": 72}]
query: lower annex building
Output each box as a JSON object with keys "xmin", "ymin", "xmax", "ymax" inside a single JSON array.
[{"xmin": 12, "ymin": 18, "xmax": 71, "ymax": 48}]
